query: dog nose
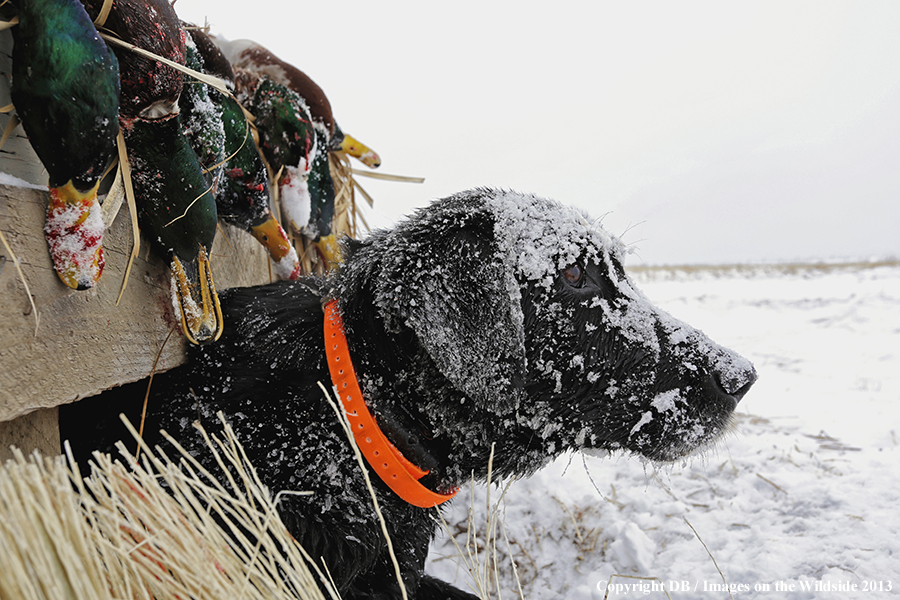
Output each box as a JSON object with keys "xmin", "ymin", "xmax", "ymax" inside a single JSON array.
[
  {"xmin": 714, "ymin": 363, "xmax": 758, "ymax": 404},
  {"xmin": 728, "ymin": 376, "xmax": 756, "ymax": 402}
]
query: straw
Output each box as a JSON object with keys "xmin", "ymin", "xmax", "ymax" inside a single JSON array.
[{"xmin": 0, "ymin": 417, "xmax": 335, "ymax": 600}]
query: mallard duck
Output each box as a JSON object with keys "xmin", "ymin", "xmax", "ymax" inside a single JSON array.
[
  {"xmin": 215, "ymin": 38, "xmax": 381, "ymax": 268},
  {"xmin": 239, "ymin": 77, "xmax": 319, "ymax": 234},
  {"xmin": 214, "ymin": 38, "xmax": 380, "ymax": 162},
  {"xmin": 125, "ymin": 114, "xmax": 221, "ymax": 344},
  {"xmin": 179, "ymin": 29, "xmax": 226, "ymax": 191},
  {"xmin": 230, "ymin": 69, "xmax": 338, "ymax": 265},
  {"xmin": 219, "ymin": 93, "xmax": 301, "ymax": 280},
  {"xmin": 86, "ymin": 0, "xmax": 222, "ymax": 343},
  {"xmin": 181, "ymin": 28, "xmax": 300, "ymax": 280},
  {"xmin": 215, "ymin": 40, "xmax": 336, "ymax": 131},
  {"xmin": 9, "ymin": 0, "xmax": 119, "ymax": 290},
  {"xmin": 83, "ymin": 0, "xmax": 184, "ymax": 117}
]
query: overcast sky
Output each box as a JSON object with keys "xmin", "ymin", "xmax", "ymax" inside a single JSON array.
[{"xmin": 174, "ymin": 0, "xmax": 900, "ymax": 265}]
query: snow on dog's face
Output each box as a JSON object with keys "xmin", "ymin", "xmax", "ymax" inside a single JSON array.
[
  {"xmin": 488, "ymin": 191, "xmax": 757, "ymax": 461},
  {"xmin": 352, "ymin": 189, "xmax": 756, "ymax": 470}
]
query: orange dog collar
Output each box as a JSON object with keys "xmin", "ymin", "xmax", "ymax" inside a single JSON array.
[{"xmin": 324, "ymin": 300, "xmax": 457, "ymax": 508}]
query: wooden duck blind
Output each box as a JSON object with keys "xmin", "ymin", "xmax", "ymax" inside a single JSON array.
[{"xmin": 0, "ymin": 17, "xmax": 420, "ymax": 459}]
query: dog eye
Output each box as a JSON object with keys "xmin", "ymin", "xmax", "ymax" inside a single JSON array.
[{"xmin": 563, "ymin": 263, "xmax": 584, "ymax": 287}]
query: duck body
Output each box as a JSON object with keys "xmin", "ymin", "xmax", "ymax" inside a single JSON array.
[
  {"xmin": 123, "ymin": 111, "xmax": 222, "ymax": 343},
  {"xmin": 218, "ymin": 92, "xmax": 301, "ymax": 280},
  {"xmin": 222, "ymin": 45, "xmax": 338, "ymax": 254},
  {"xmin": 86, "ymin": 0, "xmax": 222, "ymax": 343},
  {"xmin": 215, "ymin": 38, "xmax": 382, "ymax": 268},
  {"xmin": 83, "ymin": 0, "xmax": 185, "ymax": 117},
  {"xmin": 215, "ymin": 37, "xmax": 337, "ymax": 138},
  {"xmin": 181, "ymin": 27, "xmax": 300, "ymax": 280},
  {"xmin": 305, "ymin": 128, "xmax": 336, "ymax": 240},
  {"xmin": 243, "ymin": 77, "xmax": 321, "ymax": 238},
  {"xmin": 250, "ymin": 78, "xmax": 316, "ymax": 177},
  {"xmin": 124, "ymin": 114, "xmax": 215, "ymax": 265},
  {"xmin": 11, "ymin": 0, "xmax": 119, "ymax": 191},
  {"xmin": 179, "ymin": 29, "xmax": 226, "ymax": 190},
  {"xmin": 11, "ymin": 0, "xmax": 119, "ymax": 289},
  {"xmin": 216, "ymin": 37, "xmax": 381, "ymax": 168}
]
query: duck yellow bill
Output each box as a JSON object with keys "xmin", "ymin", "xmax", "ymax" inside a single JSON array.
[
  {"xmin": 44, "ymin": 180, "xmax": 106, "ymax": 290},
  {"xmin": 250, "ymin": 214, "xmax": 302, "ymax": 280},
  {"xmin": 314, "ymin": 233, "xmax": 342, "ymax": 270},
  {"xmin": 170, "ymin": 248, "xmax": 224, "ymax": 345},
  {"xmin": 340, "ymin": 134, "xmax": 381, "ymax": 168}
]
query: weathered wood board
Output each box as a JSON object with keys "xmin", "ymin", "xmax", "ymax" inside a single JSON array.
[{"xmin": 0, "ymin": 407, "xmax": 59, "ymax": 463}]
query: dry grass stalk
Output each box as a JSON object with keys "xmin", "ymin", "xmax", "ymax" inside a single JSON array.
[
  {"xmin": 329, "ymin": 152, "xmax": 363, "ymax": 241},
  {"xmin": 98, "ymin": 33, "xmax": 231, "ymax": 98},
  {"xmin": 0, "ymin": 16, "xmax": 18, "ymax": 32},
  {"xmin": 318, "ymin": 382, "xmax": 409, "ymax": 600},
  {"xmin": 0, "ymin": 415, "xmax": 335, "ymax": 600},
  {"xmin": 349, "ymin": 169, "xmax": 424, "ymax": 185},
  {"xmin": 92, "ymin": 0, "xmax": 113, "ymax": 27},
  {"xmin": 435, "ymin": 445, "xmax": 523, "ymax": 600},
  {"xmin": 112, "ymin": 128, "xmax": 141, "ymax": 306},
  {"xmin": 0, "ymin": 111, "xmax": 19, "ymax": 153},
  {"xmin": 683, "ymin": 516, "xmax": 733, "ymax": 600},
  {"xmin": 0, "ymin": 227, "xmax": 40, "ymax": 337}
]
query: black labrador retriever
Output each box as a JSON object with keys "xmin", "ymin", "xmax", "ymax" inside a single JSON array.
[{"xmin": 62, "ymin": 189, "xmax": 757, "ymax": 600}]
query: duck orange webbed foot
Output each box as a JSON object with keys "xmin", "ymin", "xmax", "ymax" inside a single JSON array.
[{"xmin": 170, "ymin": 247, "xmax": 223, "ymax": 345}]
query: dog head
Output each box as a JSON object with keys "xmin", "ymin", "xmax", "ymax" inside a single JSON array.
[{"xmin": 335, "ymin": 188, "xmax": 756, "ymax": 474}]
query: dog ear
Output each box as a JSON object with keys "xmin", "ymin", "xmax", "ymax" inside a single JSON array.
[{"xmin": 372, "ymin": 211, "xmax": 527, "ymax": 412}]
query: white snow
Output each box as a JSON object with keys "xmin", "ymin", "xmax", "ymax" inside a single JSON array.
[
  {"xmin": 279, "ymin": 165, "xmax": 314, "ymax": 235},
  {"xmin": 0, "ymin": 172, "xmax": 45, "ymax": 190},
  {"xmin": 43, "ymin": 193, "xmax": 106, "ymax": 288},
  {"xmin": 271, "ymin": 241, "xmax": 301, "ymax": 280},
  {"xmin": 427, "ymin": 262, "xmax": 900, "ymax": 599},
  {"xmin": 650, "ymin": 389, "xmax": 680, "ymax": 413},
  {"xmin": 489, "ymin": 192, "xmax": 622, "ymax": 292}
]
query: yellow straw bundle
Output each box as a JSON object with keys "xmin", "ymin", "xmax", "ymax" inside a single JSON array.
[{"xmin": 0, "ymin": 417, "xmax": 333, "ymax": 600}]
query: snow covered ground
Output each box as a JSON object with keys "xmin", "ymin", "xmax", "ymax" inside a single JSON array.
[{"xmin": 427, "ymin": 261, "xmax": 900, "ymax": 600}]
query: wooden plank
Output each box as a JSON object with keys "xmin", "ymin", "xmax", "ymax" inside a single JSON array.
[
  {"xmin": 0, "ymin": 29, "xmax": 47, "ymax": 188},
  {"xmin": 0, "ymin": 407, "xmax": 59, "ymax": 462},
  {"xmin": 0, "ymin": 181, "xmax": 276, "ymax": 422}
]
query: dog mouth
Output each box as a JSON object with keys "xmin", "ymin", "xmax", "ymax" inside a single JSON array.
[
  {"xmin": 522, "ymin": 355, "xmax": 758, "ymax": 464},
  {"xmin": 621, "ymin": 367, "xmax": 757, "ymax": 461},
  {"xmin": 578, "ymin": 361, "xmax": 758, "ymax": 463},
  {"xmin": 626, "ymin": 328, "xmax": 759, "ymax": 461}
]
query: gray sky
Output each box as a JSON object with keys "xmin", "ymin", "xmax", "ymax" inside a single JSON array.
[{"xmin": 175, "ymin": 0, "xmax": 900, "ymax": 265}]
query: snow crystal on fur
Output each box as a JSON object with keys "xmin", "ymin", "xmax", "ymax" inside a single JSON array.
[{"xmin": 487, "ymin": 191, "xmax": 621, "ymax": 289}]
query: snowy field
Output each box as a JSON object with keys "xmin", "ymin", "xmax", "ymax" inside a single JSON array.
[{"xmin": 427, "ymin": 261, "xmax": 900, "ymax": 600}]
